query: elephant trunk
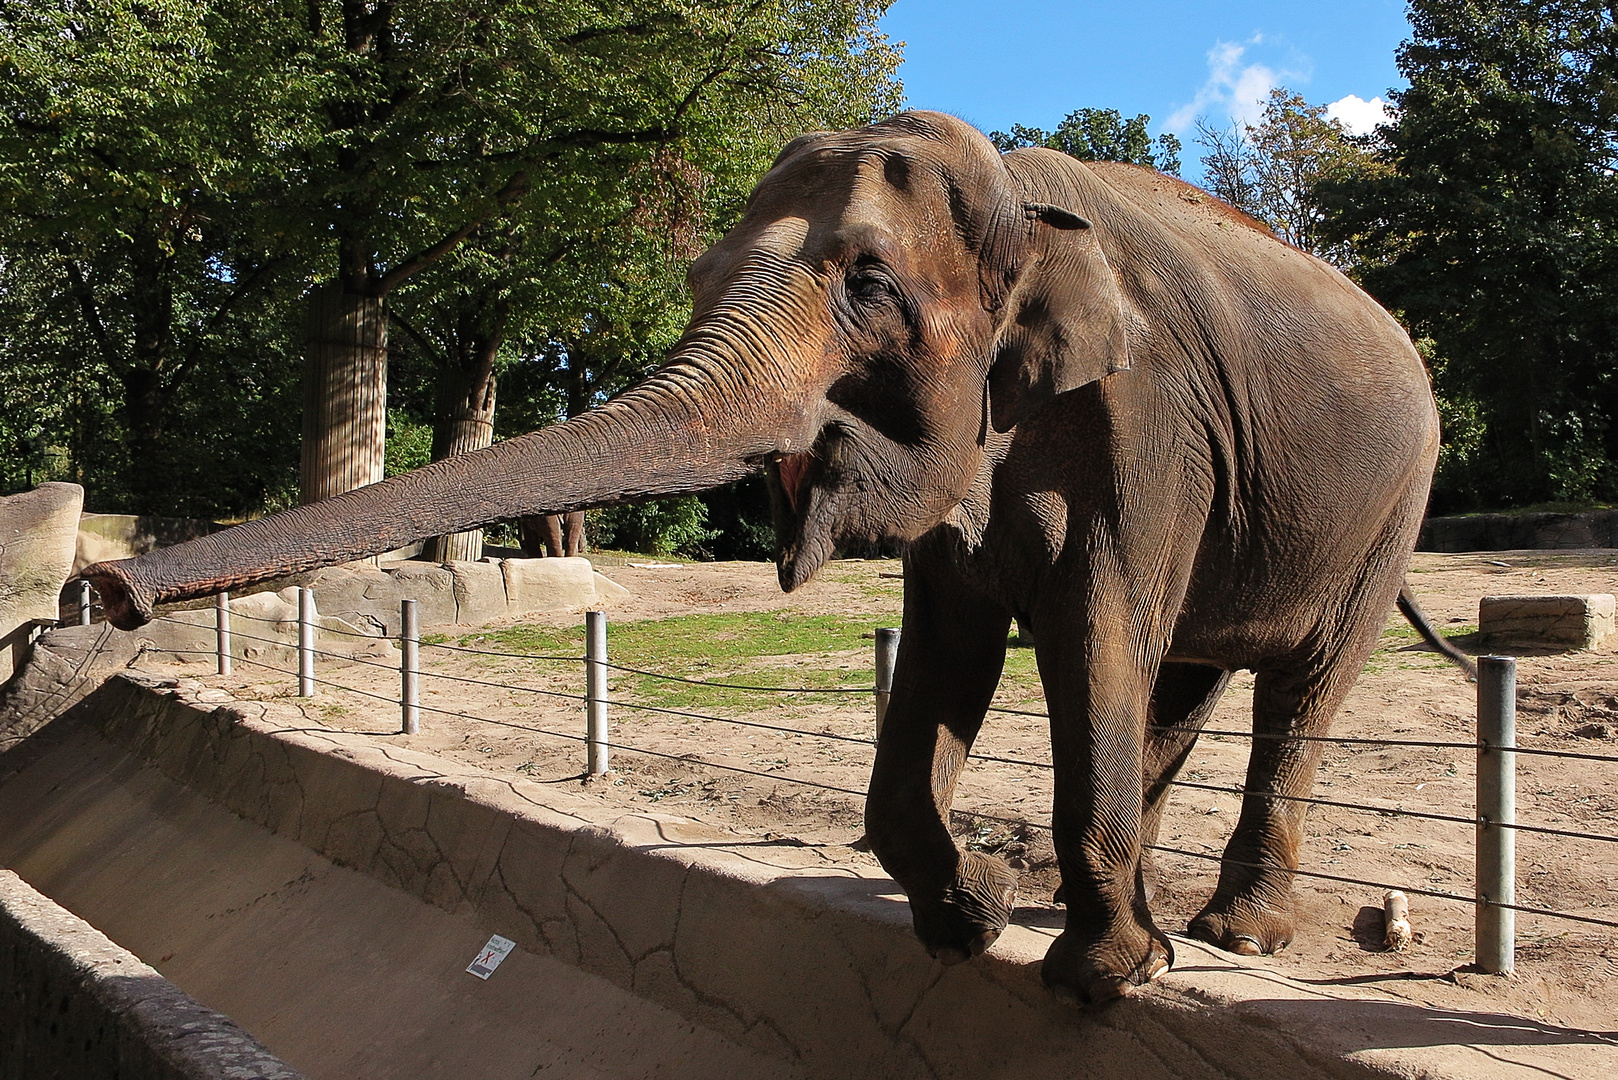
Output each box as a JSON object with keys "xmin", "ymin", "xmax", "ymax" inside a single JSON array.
[{"xmin": 83, "ymin": 361, "xmax": 801, "ymax": 630}]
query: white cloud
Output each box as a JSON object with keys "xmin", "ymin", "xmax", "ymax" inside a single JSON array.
[
  {"xmin": 1166, "ymin": 35, "xmax": 1309, "ymax": 133},
  {"xmin": 1326, "ymin": 94, "xmax": 1392, "ymax": 136}
]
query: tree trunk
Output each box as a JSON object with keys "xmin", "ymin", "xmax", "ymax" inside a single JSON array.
[
  {"xmin": 301, "ymin": 282, "xmax": 388, "ymax": 505},
  {"xmin": 423, "ymin": 340, "xmax": 499, "ymax": 562},
  {"xmin": 517, "ymin": 352, "xmax": 592, "ymax": 557},
  {"xmin": 423, "ymin": 307, "xmax": 505, "ymax": 563}
]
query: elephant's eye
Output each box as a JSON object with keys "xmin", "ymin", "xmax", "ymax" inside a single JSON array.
[{"xmin": 846, "ymin": 263, "xmax": 897, "ymax": 307}]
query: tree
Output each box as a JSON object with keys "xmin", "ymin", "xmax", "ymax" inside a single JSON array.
[
  {"xmin": 0, "ymin": 1, "xmax": 309, "ymax": 512},
  {"xmin": 1195, "ymin": 89, "xmax": 1381, "ymax": 264},
  {"xmin": 379, "ymin": 6, "xmax": 901, "ymax": 559},
  {"xmin": 275, "ymin": 0, "xmax": 902, "ymax": 506},
  {"xmin": 0, "ymin": 0, "xmax": 901, "ymax": 537},
  {"xmin": 990, "ymin": 109, "xmax": 1181, "ymax": 174},
  {"xmin": 1314, "ymin": 0, "xmax": 1618, "ymax": 508}
]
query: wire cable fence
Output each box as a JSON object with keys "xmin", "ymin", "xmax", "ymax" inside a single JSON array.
[{"xmin": 122, "ymin": 586, "xmax": 1618, "ymax": 965}]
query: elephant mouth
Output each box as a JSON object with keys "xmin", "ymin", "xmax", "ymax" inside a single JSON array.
[
  {"xmin": 772, "ymin": 450, "xmax": 820, "ymax": 514},
  {"xmin": 768, "ymin": 438, "xmax": 838, "ymax": 592}
]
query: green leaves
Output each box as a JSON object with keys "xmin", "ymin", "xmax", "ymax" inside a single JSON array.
[
  {"xmin": 1194, "ymin": 88, "xmax": 1380, "ymax": 263},
  {"xmin": 0, "ymin": 0, "xmax": 903, "ymax": 528},
  {"xmin": 1315, "ymin": 0, "xmax": 1618, "ymax": 510},
  {"xmin": 989, "ymin": 108, "xmax": 1182, "ymax": 175}
]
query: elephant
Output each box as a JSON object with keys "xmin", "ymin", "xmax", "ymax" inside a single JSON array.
[
  {"xmin": 518, "ymin": 511, "xmax": 585, "ymax": 558},
  {"xmin": 83, "ymin": 111, "xmax": 1471, "ymax": 1005}
]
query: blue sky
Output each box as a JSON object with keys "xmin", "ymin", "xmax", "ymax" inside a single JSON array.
[{"xmin": 878, "ymin": 1, "xmax": 1411, "ymax": 153}]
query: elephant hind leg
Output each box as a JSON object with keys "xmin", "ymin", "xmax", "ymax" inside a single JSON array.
[
  {"xmin": 563, "ymin": 510, "xmax": 585, "ymax": 557},
  {"xmin": 1188, "ymin": 655, "xmax": 1364, "ymax": 956},
  {"xmin": 1141, "ymin": 663, "xmax": 1231, "ymax": 901}
]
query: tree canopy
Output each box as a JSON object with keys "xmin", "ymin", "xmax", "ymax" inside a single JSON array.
[
  {"xmin": 1196, "ymin": 89, "xmax": 1381, "ymax": 265},
  {"xmin": 0, "ymin": 0, "xmax": 901, "ymax": 552},
  {"xmin": 1315, "ymin": 0, "xmax": 1618, "ymax": 509},
  {"xmin": 990, "ymin": 108, "xmax": 1182, "ymax": 175}
]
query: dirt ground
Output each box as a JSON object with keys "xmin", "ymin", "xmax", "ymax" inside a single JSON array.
[{"xmin": 135, "ymin": 549, "xmax": 1618, "ymax": 1033}]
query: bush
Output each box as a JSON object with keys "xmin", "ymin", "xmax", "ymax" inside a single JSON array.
[{"xmin": 590, "ymin": 496, "xmax": 719, "ymax": 558}]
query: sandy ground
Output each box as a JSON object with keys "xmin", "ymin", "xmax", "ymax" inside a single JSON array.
[{"xmin": 134, "ymin": 549, "xmax": 1618, "ymax": 1033}]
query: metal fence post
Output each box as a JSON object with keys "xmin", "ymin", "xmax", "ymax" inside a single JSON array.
[
  {"xmin": 586, "ymin": 610, "xmax": 609, "ymax": 775},
  {"xmin": 874, "ymin": 627, "xmax": 901, "ymax": 739},
  {"xmin": 297, "ymin": 587, "xmax": 316, "ymax": 697},
  {"xmin": 78, "ymin": 580, "xmax": 92, "ymax": 626},
  {"xmin": 400, "ymin": 599, "xmax": 419, "ymax": 735},
  {"xmin": 1476, "ymin": 654, "xmax": 1516, "ymax": 974},
  {"xmin": 216, "ymin": 592, "xmax": 232, "ymax": 676}
]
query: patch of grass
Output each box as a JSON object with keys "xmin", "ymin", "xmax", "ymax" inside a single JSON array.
[
  {"xmin": 1364, "ymin": 621, "xmax": 1476, "ymax": 674},
  {"xmin": 464, "ymin": 611, "xmax": 909, "ymax": 713},
  {"xmin": 997, "ymin": 635, "xmax": 1044, "ymax": 704},
  {"xmin": 459, "ymin": 623, "xmax": 581, "ymax": 656},
  {"xmin": 454, "ymin": 608, "xmax": 1061, "ymax": 715}
]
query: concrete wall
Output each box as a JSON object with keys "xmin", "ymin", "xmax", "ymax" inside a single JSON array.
[
  {"xmin": 0, "ymin": 868, "xmax": 301, "ymax": 1080},
  {"xmin": 1418, "ymin": 509, "xmax": 1618, "ymax": 552},
  {"xmin": 3, "ymin": 675, "xmax": 1606, "ymax": 1080}
]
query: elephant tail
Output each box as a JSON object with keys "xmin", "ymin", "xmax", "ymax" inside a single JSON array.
[{"xmin": 1396, "ymin": 583, "xmax": 1478, "ymax": 682}]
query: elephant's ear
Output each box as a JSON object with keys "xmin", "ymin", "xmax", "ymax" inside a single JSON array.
[{"xmin": 984, "ymin": 192, "xmax": 1133, "ymax": 433}]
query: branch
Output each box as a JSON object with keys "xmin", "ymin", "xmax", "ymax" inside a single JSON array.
[
  {"xmin": 562, "ymin": 15, "xmax": 684, "ymax": 47},
  {"xmin": 389, "ymin": 307, "xmax": 446, "ymax": 367},
  {"xmin": 62, "ymin": 259, "xmax": 124, "ymax": 372},
  {"xmin": 166, "ymin": 257, "xmax": 283, "ymax": 393},
  {"xmin": 374, "ymin": 171, "xmax": 529, "ymax": 295}
]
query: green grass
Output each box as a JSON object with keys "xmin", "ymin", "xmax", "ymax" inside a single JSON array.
[
  {"xmin": 997, "ymin": 636, "xmax": 1044, "ymax": 704},
  {"xmin": 461, "ymin": 611, "xmax": 906, "ymax": 712},
  {"xmin": 1363, "ymin": 622, "xmax": 1477, "ymax": 674},
  {"xmin": 450, "ymin": 607, "xmax": 1058, "ymax": 714}
]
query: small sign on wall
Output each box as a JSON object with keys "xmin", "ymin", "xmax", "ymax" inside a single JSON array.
[{"xmin": 467, "ymin": 934, "xmax": 516, "ymax": 980}]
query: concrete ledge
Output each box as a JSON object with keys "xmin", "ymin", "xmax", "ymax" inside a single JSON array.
[
  {"xmin": 0, "ymin": 868, "xmax": 302, "ymax": 1080},
  {"xmin": 1479, "ymin": 593, "xmax": 1616, "ymax": 650},
  {"xmin": 8, "ymin": 675, "xmax": 1613, "ymax": 1079},
  {"xmin": 1419, "ymin": 509, "xmax": 1618, "ymax": 551}
]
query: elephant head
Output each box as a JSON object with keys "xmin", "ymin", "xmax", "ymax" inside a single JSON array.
[{"xmin": 84, "ymin": 112, "xmax": 1135, "ymax": 629}]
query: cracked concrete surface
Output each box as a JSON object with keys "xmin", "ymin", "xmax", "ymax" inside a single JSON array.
[
  {"xmin": 0, "ymin": 868, "xmax": 303, "ymax": 1080},
  {"xmin": 2, "ymin": 674, "xmax": 1613, "ymax": 1079}
]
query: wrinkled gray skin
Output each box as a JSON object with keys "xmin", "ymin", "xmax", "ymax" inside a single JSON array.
[{"xmin": 85, "ymin": 112, "xmax": 1452, "ymax": 1005}]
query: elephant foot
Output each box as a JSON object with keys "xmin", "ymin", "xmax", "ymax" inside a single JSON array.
[
  {"xmin": 909, "ymin": 850, "xmax": 1019, "ymax": 965},
  {"xmin": 1041, "ymin": 921, "xmax": 1173, "ymax": 1007},
  {"xmin": 1188, "ymin": 893, "xmax": 1296, "ymax": 956}
]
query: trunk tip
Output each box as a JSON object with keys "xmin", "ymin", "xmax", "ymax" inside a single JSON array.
[{"xmin": 81, "ymin": 559, "xmax": 153, "ymax": 630}]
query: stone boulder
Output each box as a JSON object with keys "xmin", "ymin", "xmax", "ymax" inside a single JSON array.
[
  {"xmin": 0, "ymin": 624, "xmax": 141, "ymax": 751},
  {"xmin": 1418, "ymin": 509, "xmax": 1618, "ymax": 552},
  {"xmin": 1479, "ymin": 594, "xmax": 1616, "ymax": 651},
  {"xmin": 305, "ymin": 564, "xmax": 454, "ymax": 636},
  {"xmin": 442, "ymin": 560, "xmax": 508, "ymax": 626},
  {"xmin": 138, "ymin": 588, "xmax": 396, "ymax": 668},
  {"xmin": 380, "ymin": 563, "xmax": 458, "ymax": 628},
  {"xmin": 501, "ymin": 557, "xmax": 597, "ymax": 614},
  {"xmin": 1, "ymin": 484, "xmax": 84, "ymax": 682}
]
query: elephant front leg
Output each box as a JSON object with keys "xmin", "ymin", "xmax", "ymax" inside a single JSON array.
[
  {"xmin": 865, "ymin": 566, "xmax": 1016, "ymax": 965},
  {"xmin": 1041, "ymin": 637, "xmax": 1175, "ymax": 1005}
]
